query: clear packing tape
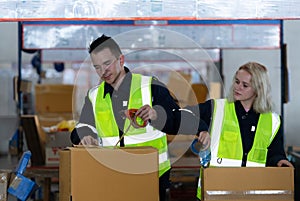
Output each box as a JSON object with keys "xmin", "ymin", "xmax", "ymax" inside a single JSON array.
[{"xmin": 204, "ymin": 190, "xmax": 293, "ymax": 200}]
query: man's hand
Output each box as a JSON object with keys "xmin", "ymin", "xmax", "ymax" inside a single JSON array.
[
  {"xmin": 135, "ymin": 104, "xmax": 157, "ymax": 122},
  {"xmin": 79, "ymin": 135, "xmax": 99, "ymax": 146},
  {"xmin": 197, "ymin": 131, "xmax": 211, "ymax": 150}
]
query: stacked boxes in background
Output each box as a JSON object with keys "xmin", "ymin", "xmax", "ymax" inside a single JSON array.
[
  {"xmin": 166, "ymin": 71, "xmax": 209, "ymax": 158},
  {"xmin": 23, "ymin": 84, "xmax": 75, "ymax": 165},
  {"xmin": 45, "ymin": 131, "xmax": 72, "ymax": 165},
  {"xmin": 34, "ymin": 84, "xmax": 74, "ymax": 127},
  {"xmin": 167, "ymin": 71, "xmax": 193, "ymax": 107},
  {"xmin": 166, "ymin": 71, "xmax": 221, "ymax": 107}
]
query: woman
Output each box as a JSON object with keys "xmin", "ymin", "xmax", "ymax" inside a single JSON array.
[{"xmin": 191, "ymin": 61, "xmax": 293, "ymax": 200}]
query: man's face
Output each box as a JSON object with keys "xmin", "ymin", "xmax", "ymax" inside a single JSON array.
[{"xmin": 91, "ymin": 48, "xmax": 123, "ymax": 86}]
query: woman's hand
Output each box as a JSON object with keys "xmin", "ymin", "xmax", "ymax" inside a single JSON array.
[
  {"xmin": 277, "ymin": 159, "xmax": 294, "ymax": 168},
  {"xmin": 197, "ymin": 131, "xmax": 211, "ymax": 150}
]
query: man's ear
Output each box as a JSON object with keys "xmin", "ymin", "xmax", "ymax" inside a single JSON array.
[{"xmin": 119, "ymin": 54, "xmax": 125, "ymax": 66}]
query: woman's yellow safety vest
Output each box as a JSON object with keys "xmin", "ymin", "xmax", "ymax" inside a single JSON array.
[
  {"xmin": 197, "ymin": 99, "xmax": 280, "ymax": 199},
  {"xmin": 88, "ymin": 73, "xmax": 170, "ymax": 177}
]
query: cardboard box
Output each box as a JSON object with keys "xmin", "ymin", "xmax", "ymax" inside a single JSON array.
[
  {"xmin": 209, "ymin": 82, "xmax": 222, "ymax": 99},
  {"xmin": 188, "ymin": 83, "xmax": 208, "ymax": 104},
  {"xmin": 35, "ymin": 84, "xmax": 74, "ymax": 113},
  {"xmin": 202, "ymin": 167, "xmax": 294, "ymax": 201},
  {"xmin": 20, "ymin": 80, "xmax": 32, "ymax": 93},
  {"xmin": 0, "ymin": 170, "xmax": 12, "ymax": 201},
  {"xmin": 59, "ymin": 147, "xmax": 159, "ymax": 201},
  {"xmin": 45, "ymin": 131, "xmax": 72, "ymax": 165},
  {"xmin": 21, "ymin": 115, "xmax": 46, "ymax": 166},
  {"xmin": 167, "ymin": 71, "xmax": 192, "ymax": 107},
  {"xmin": 167, "ymin": 72, "xmax": 209, "ymax": 106},
  {"xmin": 22, "ymin": 114, "xmax": 74, "ymax": 166},
  {"xmin": 167, "ymin": 135, "xmax": 196, "ymax": 158},
  {"xmin": 37, "ymin": 112, "xmax": 73, "ymax": 127}
]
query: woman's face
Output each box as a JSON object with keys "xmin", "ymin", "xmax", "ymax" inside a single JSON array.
[{"xmin": 233, "ymin": 69, "xmax": 256, "ymax": 107}]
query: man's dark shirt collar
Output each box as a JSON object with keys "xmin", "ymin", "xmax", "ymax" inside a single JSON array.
[{"xmin": 103, "ymin": 66, "xmax": 131, "ymax": 98}]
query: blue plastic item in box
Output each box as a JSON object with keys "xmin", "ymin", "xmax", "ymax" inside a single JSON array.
[
  {"xmin": 8, "ymin": 173, "xmax": 36, "ymax": 201},
  {"xmin": 15, "ymin": 151, "xmax": 31, "ymax": 175},
  {"xmin": 190, "ymin": 139, "xmax": 211, "ymax": 168},
  {"xmin": 7, "ymin": 150, "xmax": 37, "ymax": 201}
]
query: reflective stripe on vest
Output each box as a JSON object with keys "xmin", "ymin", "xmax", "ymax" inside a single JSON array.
[
  {"xmin": 88, "ymin": 74, "xmax": 170, "ymax": 177},
  {"xmin": 100, "ymin": 128, "xmax": 165, "ymax": 146},
  {"xmin": 197, "ymin": 99, "xmax": 280, "ymax": 199},
  {"xmin": 75, "ymin": 123, "xmax": 98, "ymax": 134}
]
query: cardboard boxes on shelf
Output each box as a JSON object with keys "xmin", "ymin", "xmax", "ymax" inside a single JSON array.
[
  {"xmin": 45, "ymin": 131, "xmax": 72, "ymax": 165},
  {"xmin": 167, "ymin": 71, "xmax": 192, "ymax": 107},
  {"xmin": 21, "ymin": 115, "xmax": 46, "ymax": 166},
  {"xmin": 166, "ymin": 71, "xmax": 209, "ymax": 107},
  {"xmin": 24, "ymin": 84, "xmax": 76, "ymax": 165},
  {"xmin": 201, "ymin": 167, "xmax": 294, "ymax": 201},
  {"xmin": 34, "ymin": 84, "xmax": 74, "ymax": 127},
  {"xmin": 21, "ymin": 115, "xmax": 73, "ymax": 166},
  {"xmin": 59, "ymin": 146, "xmax": 159, "ymax": 201},
  {"xmin": 35, "ymin": 84, "xmax": 74, "ymax": 114}
]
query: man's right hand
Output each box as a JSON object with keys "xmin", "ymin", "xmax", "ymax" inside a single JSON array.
[{"xmin": 78, "ymin": 135, "xmax": 99, "ymax": 146}]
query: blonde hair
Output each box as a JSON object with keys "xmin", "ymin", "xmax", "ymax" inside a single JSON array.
[{"xmin": 227, "ymin": 62, "xmax": 273, "ymax": 113}]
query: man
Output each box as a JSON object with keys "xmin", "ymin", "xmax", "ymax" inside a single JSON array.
[{"xmin": 71, "ymin": 34, "xmax": 207, "ymax": 200}]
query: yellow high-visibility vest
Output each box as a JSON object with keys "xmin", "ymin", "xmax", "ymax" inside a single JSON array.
[
  {"xmin": 89, "ymin": 73, "xmax": 170, "ymax": 177},
  {"xmin": 197, "ymin": 99, "xmax": 280, "ymax": 199}
]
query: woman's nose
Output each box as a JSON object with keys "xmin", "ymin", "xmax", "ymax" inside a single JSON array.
[{"xmin": 236, "ymin": 83, "xmax": 243, "ymax": 90}]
